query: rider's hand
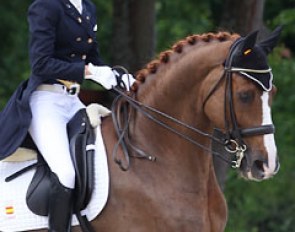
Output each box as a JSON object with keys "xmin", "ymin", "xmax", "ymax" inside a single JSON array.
[
  {"xmin": 112, "ymin": 70, "xmax": 136, "ymax": 91},
  {"xmin": 85, "ymin": 63, "xmax": 117, "ymax": 90}
]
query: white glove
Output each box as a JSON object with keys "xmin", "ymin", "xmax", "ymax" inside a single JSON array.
[
  {"xmin": 86, "ymin": 103, "xmax": 111, "ymax": 128},
  {"xmin": 112, "ymin": 70, "xmax": 136, "ymax": 91},
  {"xmin": 85, "ymin": 63, "xmax": 117, "ymax": 90}
]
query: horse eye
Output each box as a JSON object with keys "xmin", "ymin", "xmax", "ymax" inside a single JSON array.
[{"xmin": 238, "ymin": 91, "xmax": 254, "ymax": 103}]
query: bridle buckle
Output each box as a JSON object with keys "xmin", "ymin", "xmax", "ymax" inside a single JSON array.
[{"xmin": 225, "ymin": 139, "xmax": 247, "ymax": 168}]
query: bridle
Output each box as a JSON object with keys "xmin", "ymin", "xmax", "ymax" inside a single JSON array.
[
  {"xmin": 111, "ymin": 39, "xmax": 275, "ymax": 171},
  {"xmin": 202, "ymin": 38, "xmax": 275, "ymax": 168}
]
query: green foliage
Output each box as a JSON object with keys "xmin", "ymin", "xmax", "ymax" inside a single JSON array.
[
  {"xmin": 267, "ymin": 8, "xmax": 295, "ymax": 52},
  {"xmin": 156, "ymin": 0, "xmax": 214, "ymax": 52},
  {"xmin": 91, "ymin": 0, "xmax": 113, "ymax": 62},
  {"xmin": 264, "ymin": 0, "xmax": 295, "ymax": 22},
  {"xmin": 0, "ymin": 1, "xmax": 31, "ymax": 108},
  {"xmin": 264, "ymin": 0, "xmax": 295, "ymax": 52}
]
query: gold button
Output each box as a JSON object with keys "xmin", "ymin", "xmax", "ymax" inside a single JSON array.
[
  {"xmin": 87, "ymin": 38, "xmax": 93, "ymax": 44},
  {"xmin": 70, "ymin": 53, "xmax": 76, "ymax": 58},
  {"xmin": 77, "ymin": 17, "xmax": 82, "ymax": 23},
  {"xmin": 76, "ymin": 37, "xmax": 82, "ymax": 42},
  {"xmin": 81, "ymin": 54, "xmax": 87, "ymax": 60}
]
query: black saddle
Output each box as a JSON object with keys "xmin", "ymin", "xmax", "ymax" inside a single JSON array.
[{"xmin": 6, "ymin": 109, "xmax": 96, "ymax": 231}]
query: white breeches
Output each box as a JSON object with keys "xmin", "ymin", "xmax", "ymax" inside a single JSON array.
[{"xmin": 29, "ymin": 89, "xmax": 85, "ymax": 189}]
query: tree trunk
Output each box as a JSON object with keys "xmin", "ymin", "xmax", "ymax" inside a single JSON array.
[
  {"xmin": 220, "ymin": 0, "xmax": 266, "ymax": 36},
  {"xmin": 111, "ymin": 0, "xmax": 156, "ymax": 74}
]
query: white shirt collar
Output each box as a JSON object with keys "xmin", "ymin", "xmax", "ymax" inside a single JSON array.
[{"xmin": 69, "ymin": 0, "xmax": 83, "ymax": 14}]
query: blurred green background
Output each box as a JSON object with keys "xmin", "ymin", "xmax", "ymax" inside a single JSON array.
[{"xmin": 0, "ymin": 1, "xmax": 294, "ymax": 231}]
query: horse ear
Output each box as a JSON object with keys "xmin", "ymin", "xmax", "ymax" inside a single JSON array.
[
  {"xmin": 258, "ymin": 26, "xmax": 283, "ymax": 54},
  {"xmin": 240, "ymin": 30, "xmax": 259, "ymax": 54}
]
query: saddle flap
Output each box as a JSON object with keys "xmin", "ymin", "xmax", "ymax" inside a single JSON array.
[
  {"xmin": 67, "ymin": 108, "xmax": 96, "ymax": 211},
  {"xmin": 26, "ymin": 156, "xmax": 51, "ymax": 216}
]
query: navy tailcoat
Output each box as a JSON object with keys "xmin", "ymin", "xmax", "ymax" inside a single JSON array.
[{"xmin": 0, "ymin": 0, "xmax": 104, "ymax": 159}]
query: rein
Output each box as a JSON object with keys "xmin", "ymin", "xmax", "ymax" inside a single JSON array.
[{"xmin": 111, "ymin": 87, "xmax": 232, "ymax": 171}]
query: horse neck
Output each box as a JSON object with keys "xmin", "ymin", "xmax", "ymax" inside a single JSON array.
[
  {"xmin": 130, "ymin": 42, "xmax": 229, "ymax": 169},
  {"xmin": 137, "ymin": 45, "xmax": 211, "ymax": 119}
]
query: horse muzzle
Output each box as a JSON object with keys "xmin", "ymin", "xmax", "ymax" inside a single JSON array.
[{"xmin": 239, "ymin": 151, "xmax": 280, "ymax": 181}]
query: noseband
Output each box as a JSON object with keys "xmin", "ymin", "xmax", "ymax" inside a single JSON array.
[{"xmin": 111, "ymin": 39, "xmax": 275, "ymax": 171}]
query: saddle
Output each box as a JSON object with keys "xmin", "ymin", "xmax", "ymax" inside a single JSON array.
[{"xmin": 6, "ymin": 108, "xmax": 96, "ymax": 231}]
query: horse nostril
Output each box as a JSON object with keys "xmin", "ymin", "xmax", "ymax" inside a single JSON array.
[
  {"xmin": 254, "ymin": 160, "xmax": 264, "ymax": 170},
  {"xmin": 251, "ymin": 160, "xmax": 265, "ymax": 179}
]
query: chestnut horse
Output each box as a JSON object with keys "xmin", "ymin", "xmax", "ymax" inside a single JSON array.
[{"xmin": 36, "ymin": 29, "xmax": 280, "ymax": 232}]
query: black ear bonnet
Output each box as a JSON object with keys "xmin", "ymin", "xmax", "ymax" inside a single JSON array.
[{"xmin": 225, "ymin": 26, "xmax": 282, "ymax": 91}]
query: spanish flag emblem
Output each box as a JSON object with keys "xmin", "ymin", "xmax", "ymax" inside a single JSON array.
[{"xmin": 5, "ymin": 206, "xmax": 14, "ymax": 215}]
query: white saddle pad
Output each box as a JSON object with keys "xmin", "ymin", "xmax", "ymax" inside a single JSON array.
[{"xmin": 0, "ymin": 125, "xmax": 109, "ymax": 232}]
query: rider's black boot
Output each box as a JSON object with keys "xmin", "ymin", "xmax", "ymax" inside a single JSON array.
[{"xmin": 48, "ymin": 173, "xmax": 73, "ymax": 232}]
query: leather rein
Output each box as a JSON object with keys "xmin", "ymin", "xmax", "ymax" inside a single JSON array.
[{"xmin": 111, "ymin": 40, "xmax": 275, "ymax": 171}]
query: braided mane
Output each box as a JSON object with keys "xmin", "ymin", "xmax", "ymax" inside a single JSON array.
[{"xmin": 131, "ymin": 32, "xmax": 240, "ymax": 93}]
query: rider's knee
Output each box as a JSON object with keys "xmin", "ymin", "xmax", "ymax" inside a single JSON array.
[{"xmin": 53, "ymin": 166, "xmax": 76, "ymax": 189}]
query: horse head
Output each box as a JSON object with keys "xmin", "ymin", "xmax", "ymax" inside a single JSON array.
[{"xmin": 203, "ymin": 27, "xmax": 282, "ymax": 181}]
